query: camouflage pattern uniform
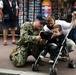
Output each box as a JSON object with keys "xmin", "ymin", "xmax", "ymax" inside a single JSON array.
[{"xmin": 11, "ymin": 22, "xmax": 44, "ymax": 67}]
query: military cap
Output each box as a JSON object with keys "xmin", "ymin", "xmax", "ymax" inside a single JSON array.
[{"xmin": 36, "ymin": 14, "xmax": 46, "ymax": 24}]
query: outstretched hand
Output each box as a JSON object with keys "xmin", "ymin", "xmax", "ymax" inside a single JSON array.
[{"xmin": 72, "ymin": 11, "xmax": 76, "ymax": 21}]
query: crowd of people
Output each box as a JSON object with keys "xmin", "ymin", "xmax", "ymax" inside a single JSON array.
[
  {"xmin": 9, "ymin": 11, "xmax": 76, "ymax": 67},
  {"xmin": 0, "ymin": 0, "xmax": 76, "ymax": 67}
]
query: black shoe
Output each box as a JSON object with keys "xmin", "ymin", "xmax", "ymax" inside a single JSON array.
[{"xmin": 69, "ymin": 50, "xmax": 74, "ymax": 53}]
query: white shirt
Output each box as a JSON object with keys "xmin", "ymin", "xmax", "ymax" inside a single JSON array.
[
  {"xmin": 55, "ymin": 20, "xmax": 71, "ymax": 35},
  {"xmin": 44, "ymin": 20, "xmax": 71, "ymax": 35},
  {"xmin": 43, "ymin": 25, "xmax": 53, "ymax": 33},
  {"xmin": 0, "ymin": 0, "xmax": 19, "ymax": 9}
]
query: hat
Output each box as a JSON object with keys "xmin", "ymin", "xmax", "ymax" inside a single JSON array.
[{"xmin": 36, "ymin": 14, "xmax": 46, "ymax": 24}]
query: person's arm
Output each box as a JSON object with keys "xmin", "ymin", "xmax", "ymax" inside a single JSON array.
[
  {"xmin": 16, "ymin": 9, "xmax": 18, "ymax": 16},
  {"xmin": 0, "ymin": 9, "xmax": 3, "ymax": 19},
  {"xmin": 16, "ymin": 1, "xmax": 19, "ymax": 16},
  {"xmin": 72, "ymin": 11, "xmax": 76, "ymax": 21},
  {"xmin": 68, "ymin": 11, "xmax": 76, "ymax": 28},
  {"xmin": 19, "ymin": 22, "xmax": 41, "ymax": 44}
]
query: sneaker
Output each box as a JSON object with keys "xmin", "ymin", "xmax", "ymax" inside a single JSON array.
[
  {"xmin": 39, "ymin": 55, "xmax": 44, "ymax": 59},
  {"xmin": 49, "ymin": 60, "xmax": 54, "ymax": 64}
]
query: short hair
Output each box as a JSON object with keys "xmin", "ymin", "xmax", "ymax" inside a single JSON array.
[
  {"xmin": 53, "ymin": 25, "xmax": 62, "ymax": 31},
  {"xmin": 46, "ymin": 14, "xmax": 55, "ymax": 23}
]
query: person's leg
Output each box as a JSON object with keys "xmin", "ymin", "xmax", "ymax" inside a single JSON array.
[
  {"xmin": 3, "ymin": 28, "xmax": 8, "ymax": 45},
  {"xmin": 66, "ymin": 38, "xmax": 75, "ymax": 52},
  {"xmin": 2, "ymin": 21, "xmax": 10, "ymax": 45},
  {"xmin": 39, "ymin": 49, "xmax": 48, "ymax": 58},
  {"xmin": 11, "ymin": 28, "xmax": 16, "ymax": 44},
  {"xmin": 11, "ymin": 20, "xmax": 17, "ymax": 44},
  {"xmin": 11, "ymin": 44, "xmax": 28, "ymax": 67},
  {"xmin": 49, "ymin": 46, "xmax": 58, "ymax": 63}
]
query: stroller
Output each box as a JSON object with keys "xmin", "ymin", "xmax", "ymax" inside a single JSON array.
[{"xmin": 32, "ymin": 20, "xmax": 76, "ymax": 75}]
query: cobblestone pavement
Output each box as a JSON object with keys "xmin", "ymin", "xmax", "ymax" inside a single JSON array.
[{"xmin": 0, "ymin": 37, "xmax": 76, "ymax": 75}]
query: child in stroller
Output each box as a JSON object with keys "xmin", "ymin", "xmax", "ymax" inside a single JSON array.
[
  {"xmin": 32, "ymin": 13, "xmax": 76, "ymax": 74},
  {"xmin": 39, "ymin": 24, "xmax": 65, "ymax": 64}
]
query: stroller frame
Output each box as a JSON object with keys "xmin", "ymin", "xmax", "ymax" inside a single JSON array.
[{"xmin": 32, "ymin": 19, "xmax": 76, "ymax": 75}]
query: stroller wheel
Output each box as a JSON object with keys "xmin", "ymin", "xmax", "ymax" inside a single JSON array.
[
  {"xmin": 49, "ymin": 68, "xmax": 57, "ymax": 75},
  {"xmin": 68, "ymin": 60, "xmax": 76, "ymax": 68},
  {"xmin": 32, "ymin": 64, "xmax": 39, "ymax": 71}
]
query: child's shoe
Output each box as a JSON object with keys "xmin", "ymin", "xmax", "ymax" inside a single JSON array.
[
  {"xmin": 49, "ymin": 60, "xmax": 54, "ymax": 64},
  {"xmin": 39, "ymin": 55, "xmax": 44, "ymax": 59}
]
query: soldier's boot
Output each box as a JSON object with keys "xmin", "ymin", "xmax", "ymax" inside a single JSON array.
[{"xmin": 9, "ymin": 48, "xmax": 17, "ymax": 61}]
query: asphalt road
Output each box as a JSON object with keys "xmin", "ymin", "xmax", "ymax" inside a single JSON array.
[{"xmin": 0, "ymin": 37, "xmax": 76, "ymax": 75}]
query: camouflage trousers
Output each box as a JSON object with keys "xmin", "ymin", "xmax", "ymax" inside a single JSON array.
[{"xmin": 10, "ymin": 44, "xmax": 44, "ymax": 67}]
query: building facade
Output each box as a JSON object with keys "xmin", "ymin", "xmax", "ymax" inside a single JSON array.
[{"xmin": 18, "ymin": 0, "xmax": 75, "ymax": 25}]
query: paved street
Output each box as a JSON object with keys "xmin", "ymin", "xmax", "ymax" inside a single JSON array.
[{"xmin": 0, "ymin": 37, "xmax": 76, "ymax": 75}]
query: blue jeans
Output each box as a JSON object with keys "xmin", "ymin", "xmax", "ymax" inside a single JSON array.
[{"xmin": 40, "ymin": 43, "xmax": 58, "ymax": 61}]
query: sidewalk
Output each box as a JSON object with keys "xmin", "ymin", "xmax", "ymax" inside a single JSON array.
[
  {"xmin": 0, "ymin": 37, "xmax": 76, "ymax": 75},
  {"xmin": 0, "ymin": 68, "xmax": 48, "ymax": 75}
]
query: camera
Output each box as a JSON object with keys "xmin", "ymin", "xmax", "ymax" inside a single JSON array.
[{"xmin": 40, "ymin": 31, "xmax": 52, "ymax": 40}]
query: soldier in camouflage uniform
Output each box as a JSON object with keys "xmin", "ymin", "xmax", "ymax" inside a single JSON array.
[{"xmin": 10, "ymin": 14, "xmax": 46, "ymax": 67}]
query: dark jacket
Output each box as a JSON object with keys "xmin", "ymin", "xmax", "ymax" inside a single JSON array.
[{"xmin": 47, "ymin": 34, "xmax": 65, "ymax": 48}]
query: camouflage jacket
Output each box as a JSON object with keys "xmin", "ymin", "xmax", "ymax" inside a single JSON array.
[{"xmin": 18, "ymin": 22, "xmax": 42, "ymax": 45}]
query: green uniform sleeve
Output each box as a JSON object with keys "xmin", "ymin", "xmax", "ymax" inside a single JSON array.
[{"xmin": 19, "ymin": 22, "xmax": 39, "ymax": 44}]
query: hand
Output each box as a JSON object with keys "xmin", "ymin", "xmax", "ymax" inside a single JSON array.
[
  {"xmin": 40, "ymin": 39, "xmax": 46, "ymax": 44},
  {"xmin": 51, "ymin": 34, "xmax": 54, "ymax": 38},
  {"xmin": 72, "ymin": 11, "xmax": 76, "ymax": 21},
  {"xmin": 52, "ymin": 43, "xmax": 57, "ymax": 46},
  {"xmin": 74, "ymin": 20, "xmax": 76, "ymax": 27},
  {"xmin": 36, "ymin": 35, "xmax": 41, "ymax": 41}
]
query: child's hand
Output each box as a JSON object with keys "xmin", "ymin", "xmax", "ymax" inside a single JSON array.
[
  {"xmin": 52, "ymin": 43, "xmax": 57, "ymax": 46},
  {"xmin": 51, "ymin": 34, "xmax": 54, "ymax": 38}
]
